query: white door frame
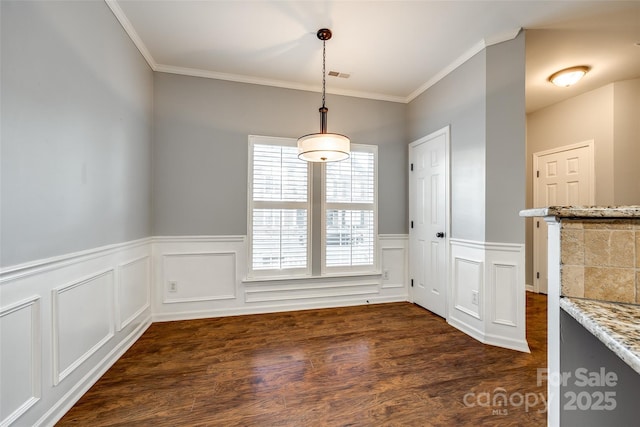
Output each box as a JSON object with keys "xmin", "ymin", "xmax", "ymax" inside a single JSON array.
[
  {"xmin": 408, "ymin": 125, "xmax": 451, "ymax": 317},
  {"xmin": 532, "ymin": 140, "xmax": 595, "ymax": 293}
]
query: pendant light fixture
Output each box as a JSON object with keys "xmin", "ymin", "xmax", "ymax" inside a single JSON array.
[{"xmin": 298, "ymin": 28, "xmax": 350, "ymax": 162}]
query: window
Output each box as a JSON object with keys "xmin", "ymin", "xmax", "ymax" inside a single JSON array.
[
  {"xmin": 323, "ymin": 145, "xmax": 377, "ymax": 273},
  {"xmin": 248, "ymin": 136, "xmax": 377, "ymax": 278},
  {"xmin": 248, "ymin": 136, "xmax": 311, "ymax": 277}
]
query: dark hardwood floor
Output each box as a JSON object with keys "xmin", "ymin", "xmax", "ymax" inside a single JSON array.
[{"xmin": 58, "ymin": 293, "xmax": 547, "ymax": 426}]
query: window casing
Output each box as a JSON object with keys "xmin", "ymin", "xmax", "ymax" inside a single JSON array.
[
  {"xmin": 322, "ymin": 144, "xmax": 378, "ymax": 274},
  {"xmin": 248, "ymin": 136, "xmax": 377, "ymax": 278},
  {"xmin": 248, "ymin": 136, "xmax": 311, "ymax": 278}
]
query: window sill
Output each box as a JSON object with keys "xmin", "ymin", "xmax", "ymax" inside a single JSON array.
[{"xmin": 242, "ymin": 271, "xmax": 382, "ymax": 284}]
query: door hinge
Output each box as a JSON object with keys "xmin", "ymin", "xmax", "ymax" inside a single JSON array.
[
  {"xmin": 411, "ymin": 279, "xmax": 414, "ymax": 287},
  {"xmin": 410, "ymin": 163, "xmax": 414, "ymax": 171},
  {"xmin": 536, "ymin": 272, "xmax": 540, "ymax": 279},
  {"xmin": 537, "ymin": 221, "xmax": 540, "ymax": 228},
  {"xmin": 536, "ymin": 170, "xmax": 540, "ymax": 178},
  {"xmin": 411, "ymin": 220, "xmax": 414, "ymax": 229}
]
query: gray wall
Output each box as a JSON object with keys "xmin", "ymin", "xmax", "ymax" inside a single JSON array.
[
  {"xmin": 407, "ymin": 50, "xmax": 487, "ymax": 242},
  {"xmin": 485, "ymin": 32, "xmax": 526, "ymax": 244},
  {"xmin": 407, "ymin": 33, "xmax": 526, "ymax": 244},
  {"xmin": 613, "ymin": 79, "xmax": 640, "ymax": 205},
  {"xmin": 0, "ymin": 0, "xmax": 153, "ymax": 267},
  {"xmin": 152, "ymin": 73, "xmax": 407, "ymax": 236}
]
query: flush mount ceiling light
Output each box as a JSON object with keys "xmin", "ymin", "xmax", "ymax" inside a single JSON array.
[
  {"xmin": 548, "ymin": 66, "xmax": 590, "ymax": 87},
  {"xmin": 297, "ymin": 28, "xmax": 350, "ymax": 162}
]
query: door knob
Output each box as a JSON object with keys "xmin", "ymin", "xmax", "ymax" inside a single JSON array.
[{"xmin": 436, "ymin": 232, "xmax": 445, "ymax": 238}]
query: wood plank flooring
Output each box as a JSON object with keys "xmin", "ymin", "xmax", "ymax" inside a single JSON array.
[{"xmin": 58, "ymin": 293, "xmax": 547, "ymax": 426}]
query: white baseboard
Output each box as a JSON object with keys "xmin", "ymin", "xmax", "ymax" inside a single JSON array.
[{"xmin": 153, "ymin": 295, "xmax": 408, "ymax": 322}]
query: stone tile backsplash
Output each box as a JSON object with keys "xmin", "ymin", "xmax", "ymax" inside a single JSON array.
[{"xmin": 560, "ymin": 219, "xmax": 639, "ymax": 304}]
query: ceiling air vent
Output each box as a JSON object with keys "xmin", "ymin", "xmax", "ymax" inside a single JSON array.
[{"xmin": 328, "ymin": 71, "xmax": 350, "ymax": 78}]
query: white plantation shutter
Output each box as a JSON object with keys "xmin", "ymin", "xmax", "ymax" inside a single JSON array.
[
  {"xmin": 249, "ymin": 137, "xmax": 310, "ymax": 275},
  {"xmin": 324, "ymin": 146, "xmax": 377, "ymax": 271}
]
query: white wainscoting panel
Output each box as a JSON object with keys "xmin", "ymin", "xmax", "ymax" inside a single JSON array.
[
  {"xmin": 152, "ymin": 235, "xmax": 409, "ymax": 321},
  {"xmin": 117, "ymin": 256, "xmax": 150, "ymax": 331},
  {"xmin": 0, "ymin": 297, "xmax": 41, "ymax": 427},
  {"xmin": 452, "ymin": 257, "xmax": 482, "ymax": 320},
  {"xmin": 0, "ymin": 238, "xmax": 151, "ymax": 427},
  {"xmin": 244, "ymin": 279, "xmax": 379, "ymax": 303},
  {"xmin": 484, "ymin": 242, "xmax": 529, "ymax": 352},
  {"xmin": 492, "ymin": 263, "xmax": 517, "ymax": 327},
  {"xmin": 449, "ymin": 239, "xmax": 529, "ymax": 353},
  {"xmin": 0, "ymin": 234, "xmax": 407, "ymax": 425},
  {"xmin": 380, "ymin": 235, "xmax": 408, "ymax": 291},
  {"xmin": 162, "ymin": 252, "xmax": 236, "ymax": 303},
  {"xmin": 52, "ymin": 269, "xmax": 115, "ymax": 386}
]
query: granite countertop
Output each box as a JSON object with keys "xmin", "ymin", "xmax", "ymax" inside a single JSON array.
[
  {"xmin": 519, "ymin": 205, "xmax": 640, "ymax": 218},
  {"xmin": 560, "ymin": 297, "xmax": 640, "ymax": 375}
]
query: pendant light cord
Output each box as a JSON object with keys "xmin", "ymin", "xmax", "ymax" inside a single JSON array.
[{"xmin": 322, "ymin": 39, "xmax": 326, "ymax": 109}]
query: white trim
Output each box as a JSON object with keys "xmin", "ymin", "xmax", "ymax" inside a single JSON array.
[
  {"xmin": 449, "ymin": 239, "xmax": 529, "ymax": 353},
  {"xmin": 245, "ymin": 281, "xmax": 379, "ymax": 303},
  {"xmin": 116, "ymin": 255, "xmax": 151, "ymax": 331},
  {"xmin": 104, "ymin": 2, "xmax": 518, "ymax": 104},
  {"xmin": 152, "ymin": 235, "xmax": 245, "ymax": 243},
  {"xmin": 242, "ymin": 271, "xmax": 382, "ymax": 283},
  {"xmin": 0, "ymin": 238, "xmax": 151, "ymax": 284},
  {"xmin": 321, "ymin": 144, "xmax": 379, "ymax": 276},
  {"xmin": 0, "ymin": 296, "xmax": 41, "ymax": 427},
  {"xmin": 452, "ymin": 257, "xmax": 483, "ymax": 320},
  {"xmin": 379, "ymin": 234, "xmax": 409, "ymax": 241},
  {"xmin": 405, "ymin": 28, "xmax": 520, "ymax": 102},
  {"xmin": 104, "ymin": 0, "xmax": 157, "ymax": 69},
  {"xmin": 449, "ymin": 238, "xmax": 525, "ymax": 252},
  {"xmin": 155, "ymin": 64, "xmax": 406, "ymax": 104},
  {"xmin": 161, "ymin": 251, "xmax": 238, "ymax": 303},
  {"xmin": 247, "ymin": 135, "xmax": 313, "ymax": 278},
  {"xmin": 52, "ymin": 269, "xmax": 116, "ymax": 386},
  {"xmin": 152, "ymin": 295, "xmax": 406, "ymax": 323}
]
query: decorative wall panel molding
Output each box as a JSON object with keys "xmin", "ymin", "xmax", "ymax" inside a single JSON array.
[
  {"xmin": 117, "ymin": 256, "xmax": 150, "ymax": 331},
  {"xmin": 0, "ymin": 234, "xmax": 407, "ymax": 425},
  {"xmin": 162, "ymin": 252, "xmax": 237, "ymax": 303},
  {"xmin": 245, "ymin": 280, "xmax": 379, "ymax": 303},
  {"xmin": 452, "ymin": 257, "xmax": 483, "ymax": 320},
  {"xmin": 0, "ymin": 296, "xmax": 41, "ymax": 427},
  {"xmin": 449, "ymin": 239, "xmax": 529, "ymax": 353},
  {"xmin": 152, "ymin": 235, "xmax": 409, "ymax": 321},
  {"xmin": 52, "ymin": 269, "xmax": 115, "ymax": 386},
  {"xmin": 491, "ymin": 263, "xmax": 518, "ymax": 327},
  {"xmin": 0, "ymin": 238, "xmax": 151, "ymax": 426}
]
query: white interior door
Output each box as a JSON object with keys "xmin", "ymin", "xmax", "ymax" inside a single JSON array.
[
  {"xmin": 409, "ymin": 127, "xmax": 449, "ymax": 318},
  {"xmin": 533, "ymin": 141, "xmax": 594, "ymax": 293}
]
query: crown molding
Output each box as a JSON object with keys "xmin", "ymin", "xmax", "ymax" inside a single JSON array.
[
  {"xmin": 105, "ymin": 0, "xmax": 157, "ymax": 69},
  {"xmin": 405, "ymin": 27, "xmax": 521, "ymax": 103},
  {"xmin": 105, "ymin": 0, "xmax": 520, "ymax": 105},
  {"xmin": 154, "ymin": 64, "xmax": 407, "ymax": 103}
]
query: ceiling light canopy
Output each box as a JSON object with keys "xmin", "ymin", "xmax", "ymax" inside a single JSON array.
[
  {"xmin": 548, "ymin": 66, "xmax": 590, "ymax": 87},
  {"xmin": 298, "ymin": 29, "xmax": 350, "ymax": 163}
]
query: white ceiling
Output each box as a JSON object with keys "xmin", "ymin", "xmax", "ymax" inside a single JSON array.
[{"xmin": 109, "ymin": 0, "xmax": 640, "ymax": 112}]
